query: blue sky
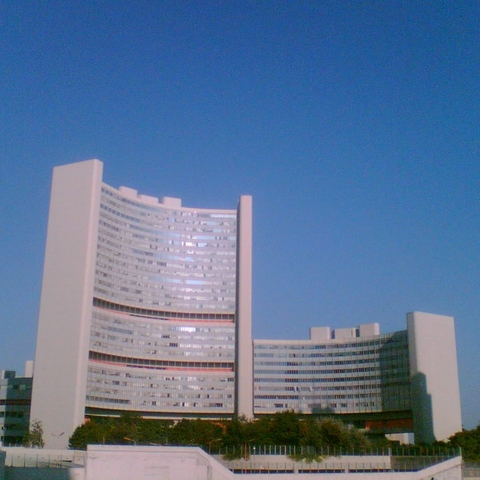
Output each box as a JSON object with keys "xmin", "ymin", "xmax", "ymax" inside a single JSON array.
[{"xmin": 1, "ymin": 1, "xmax": 479, "ymax": 429}]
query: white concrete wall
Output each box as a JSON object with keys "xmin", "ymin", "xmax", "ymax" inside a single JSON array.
[
  {"xmin": 234, "ymin": 456, "xmax": 462, "ymax": 480},
  {"xmin": 309, "ymin": 326, "xmax": 331, "ymax": 341},
  {"xmin": 0, "ymin": 448, "xmax": 462, "ymax": 480},
  {"xmin": 407, "ymin": 311, "xmax": 462, "ymax": 443},
  {"xmin": 235, "ymin": 195, "xmax": 253, "ymax": 419},
  {"xmin": 31, "ymin": 160, "xmax": 103, "ymax": 449},
  {"xmin": 358, "ymin": 323, "xmax": 379, "ymax": 336},
  {"xmin": 85, "ymin": 446, "xmax": 233, "ymax": 480}
]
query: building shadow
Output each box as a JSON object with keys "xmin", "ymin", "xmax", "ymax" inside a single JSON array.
[{"xmin": 409, "ymin": 372, "xmax": 434, "ymax": 444}]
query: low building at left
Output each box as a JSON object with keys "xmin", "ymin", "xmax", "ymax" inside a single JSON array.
[{"xmin": 0, "ymin": 362, "xmax": 33, "ymax": 446}]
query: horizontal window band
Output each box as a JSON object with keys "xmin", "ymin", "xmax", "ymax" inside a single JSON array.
[
  {"xmin": 89, "ymin": 350, "xmax": 234, "ymax": 371},
  {"xmin": 93, "ymin": 297, "xmax": 234, "ymax": 321}
]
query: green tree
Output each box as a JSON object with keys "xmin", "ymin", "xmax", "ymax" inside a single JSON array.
[
  {"xmin": 250, "ymin": 415, "xmax": 275, "ymax": 445},
  {"xmin": 23, "ymin": 419, "xmax": 45, "ymax": 448},
  {"xmin": 170, "ymin": 418, "xmax": 223, "ymax": 448},
  {"xmin": 316, "ymin": 417, "xmax": 369, "ymax": 451},
  {"xmin": 69, "ymin": 419, "xmax": 110, "ymax": 450},
  {"xmin": 445, "ymin": 424, "xmax": 480, "ymax": 461},
  {"xmin": 291, "ymin": 417, "xmax": 370, "ymax": 461},
  {"xmin": 270, "ymin": 411, "xmax": 301, "ymax": 446},
  {"xmin": 222, "ymin": 416, "xmax": 257, "ymax": 459},
  {"xmin": 137, "ymin": 419, "xmax": 173, "ymax": 445},
  {"xmin": 109, "ymin": 412, "xmax": 143, "ymax": 445}
]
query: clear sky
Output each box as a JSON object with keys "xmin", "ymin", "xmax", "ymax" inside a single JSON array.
[{"xmin": 1, "ymin": 1, "xmax": 479, "ymax": 429}]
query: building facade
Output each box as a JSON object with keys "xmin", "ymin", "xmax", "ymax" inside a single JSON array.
[
  {"xmin": 0, "ymin": 364, "xmax": 33, "ymax": 446},
  {"xmin": 254, "ymin": 323, "xmax": 411, "ymax": 418},
  {"xmin": 31, "ymin": 159, "xmax": 253, "ymax": 448},
  {"xmin": 31, "ymin": 160, "xmax": 461, "ymax": 448},
  {"xmin": 253, "ymin": 312, "xmax": 462, "ymax": 443}
]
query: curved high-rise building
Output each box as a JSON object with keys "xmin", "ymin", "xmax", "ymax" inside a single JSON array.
[
  {"xmin": 31, "ymin": 160, "xmax": 461, "ymax": 449},
  {"xmin": 31, "ymin": 159, "xmax": 253, "ymax": 448},
  {"xmin": 253, "ymin": 314, "xmax": 462, "ymax": 444},
  {"xmin": 254, "ymin": 324, "xmax": 411, "ymax": 417}
]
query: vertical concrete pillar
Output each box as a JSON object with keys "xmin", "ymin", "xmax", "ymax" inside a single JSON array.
[
  {"xmin": 235, "ymin": 195, "xmax": 253, "ymax": 419},
  {"xmin": 31, "ymin": 160, "xmax": 103, "ymax": 448},
  {"xmin": 407, "ymin": 311, "xmax": 462, "ymax": 443}
]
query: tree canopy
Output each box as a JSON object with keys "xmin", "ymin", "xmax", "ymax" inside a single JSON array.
[
  {"xmin": 434, "ymin": 424, "xmax": 480, "ymax": 462},
  {"xmin": 69, "ymin": 411, "xmax": 370, "ymax": 459},
  {"xmin": 23, "ymin": 419, "xmax": 45, "ymax": 448},
  {"xmin": 69, "ymin": 413, "xmax": 173, "ymax": 449},
  {"xmin": 68, "ymin": 412, "xmax": 480, "ymax": 461}
]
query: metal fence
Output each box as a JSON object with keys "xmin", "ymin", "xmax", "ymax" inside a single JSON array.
[
  {"xmin": 209, "ymin": 445, "xmax": 461, "ymax": 475},
  {"xmin": 211, "ymin": 444, "xmax": 459, "ymax": 459},
  {"xmin": 2, "ymin": 445, "xmax": 460, "ymax": 473},
  {"xmin": 218, "ymin": 457, "xmax": 460, "ymax": 475},
  {"xmin": 464, "ymin": 462, "xmax": 480, "ymax": 478},
  {"xmin": 4, "ymin": 450, "xmax": 86, "ymax": 468}
]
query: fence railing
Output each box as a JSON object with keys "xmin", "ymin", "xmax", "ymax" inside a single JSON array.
[
  {"xmin": 209, "ymin": 444, "xmax": 461, "ymax": 474},
  {"xmin": 208, "ymin": 445, "xmax": 460, "ymax": 474},
  {"xmin": 3, "ymin": 445, "xmax": 461, "ymax": 472},
  {"xmin": 4, "ymin": 450, "xmax": 86, "ymax": 468},
  {"xmin": 463, "ymin": 462, "xmax": 480, "ymax": 478},
  {"xmin": 217, "ymin": 457, "xmax": 461, "ymax": 475},
  {"xmin": 209, "ymin": 444, "xmax": 460, "ymax": 459}
]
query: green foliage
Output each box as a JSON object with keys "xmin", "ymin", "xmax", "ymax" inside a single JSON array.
[
  {"xmin": 223, "ymin": 416, "xmax": 253, "ymax": 446},
  {"xmin": 169, "ymin": 418, "xmax": 223, "ymax": 447},
  {"xmin": 69, "ymin": 414, "xmax": 174, "ymax": 449},
  {"xmin": 289, "ymin": 417, "xmax": 370, "ymax": 461},
  {"xmin": 271, "ymin": 410, "xmax": 301, "ymax": 446},
  {"xmin": 444, "ymin": 424, "xmax": 480, "ymax": 461},
  {"xmin": 136, "ymin": 418, "xmax": 172, "ymax": 445},
  {"xmin": 69, "ymin": 419, "xmax": 110, "ymax": 450},
  {"xmin": 316, "ymin": 417, "xmax": 369, "ymax": 450},
  {"xmin": 221, "ymin": 416, "xmax": 257, "ymax": 459},
  {"xmin": 68, "ymin": 410, "xmax": 370, "ymax": 459},
  {"xmin": 23, "ymin": 419, "xmax": 45, "ymax": 448},
  {"xmin": 221, "ymin": 412, "xmax": 370, "ymax": 460}
]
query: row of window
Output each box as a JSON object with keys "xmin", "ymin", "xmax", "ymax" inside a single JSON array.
[
  {"xmin": 102, "ymin": 187, "xmax": 236, "ymax": 221},
  {"xmin": 87, "ymin": 394, "xmax": 230, "ymax": 411},
  {"xmin": 254, "ymin": 349, "xmax": 407, "ymax": 359},
  {"xmin": 89, "ymin": 351, "xmax": 234, "ymax": 370},
  {"xmin": 254, "ymin": 402, "xmax": 379, "ymax": 410},
  {"xmin": 254, "ymin": 333, "xmax": 407, "ymax": 350},
  {"xmin": 255, "ymin": 375, "xmax": 385, "ymax": 382},
  {"xmin": 254, "ymin": 358, "xmax": 406, "ymax": 367},
  {"xmin": 93, "ymin": 298, "xmax": 235, "ymax": 320},
  {"xmin": 254, "ymin": 393, "xmax": 379, "ymax": 400},
  {"xmin": 254, "ymin": 366, "xmax": 384, "ymax": 375}
]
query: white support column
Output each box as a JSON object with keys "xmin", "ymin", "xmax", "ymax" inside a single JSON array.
[
  {"xmin": 31, "ymin": 159, "xmax": 103, "ymax": 448},
  {"xmin": 235, "ymin": 195, "xmax": 253, "ymax": 419},
  {"xmin": 407, "ymin": 311, "xmax": 462, "ymax": 443}
]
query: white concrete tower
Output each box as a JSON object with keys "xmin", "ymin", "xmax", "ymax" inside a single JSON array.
[
  {"xmin": 235, "ymin": 195, "xmax": 253, "ymax": 419},
  {"xmin": 407, "ymin": 311, "xmax": 462, "ymax": 443},
  {"xmin": 31, "ymin": 160, "xmax": 103, "ymax": 449}
]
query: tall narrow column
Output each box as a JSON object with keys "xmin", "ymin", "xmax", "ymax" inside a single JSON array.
[
  {"xmin": 30, "ymin": 159, "xmax": 103, "ymax": 448},
  {"xmin": 407, "ymin": 311, "xmax": 462, "ymax": 443},
  {"xmin": 235, "ymin": 195, "xmax": 253, "ymax": 419}
]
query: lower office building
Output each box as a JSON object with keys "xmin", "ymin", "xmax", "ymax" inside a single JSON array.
[
  {"xmin": 254, "ymin": 312, "xmax": 462, "ymax": 444},
  {"xmin": 0, "ymin": 363, "xmax": 33, "ymax": 446},
  {"xmin": 30, "ymin": 160, "xmax": 461, "ymax": 448}
]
